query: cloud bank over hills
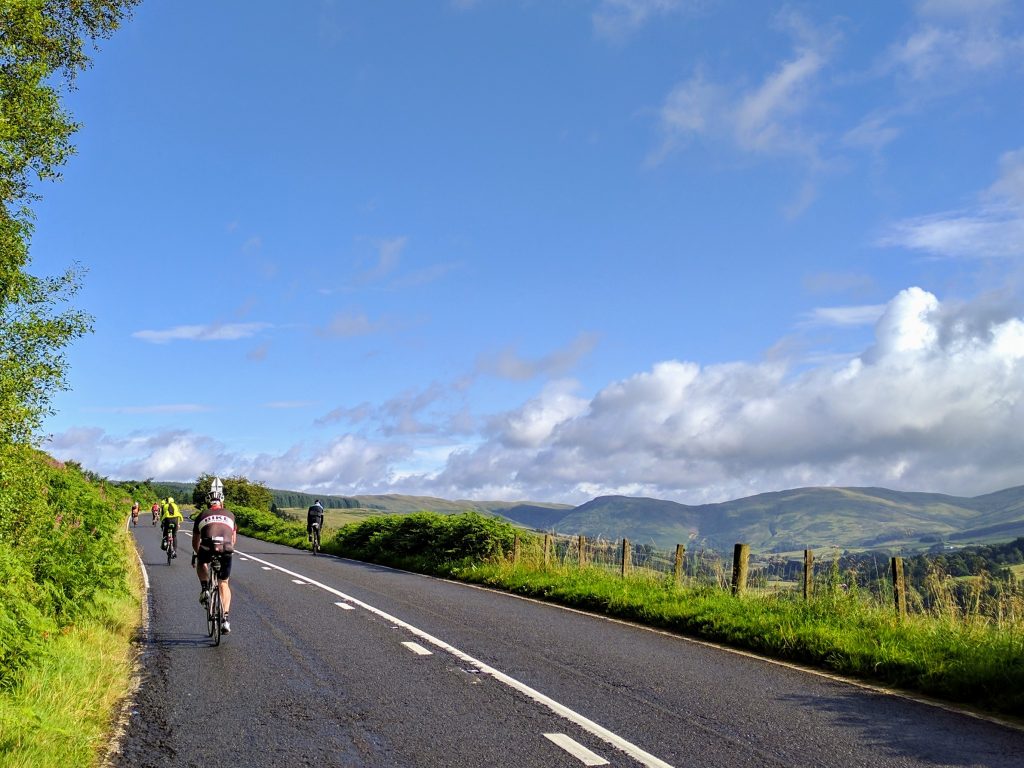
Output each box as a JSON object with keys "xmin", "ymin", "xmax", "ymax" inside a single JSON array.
[{"xmin": 48, "ymin": 286, "xmax": 1024, "ymax": 505}]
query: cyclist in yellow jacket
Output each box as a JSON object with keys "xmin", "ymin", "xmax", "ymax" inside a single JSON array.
[{"xmin": 160, "ymin": 497, "xmax": 184, "ymax": 557}]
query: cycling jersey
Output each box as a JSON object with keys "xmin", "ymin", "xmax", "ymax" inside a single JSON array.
[
  {"xmin": 160, "ymin": 502, "xmax": 184, "ymax": 526},
  {"xmin": 194, "ymin": 506, "xmax": 237, "ymax": 578}
]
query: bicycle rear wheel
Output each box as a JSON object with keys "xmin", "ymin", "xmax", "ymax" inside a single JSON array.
[
  {"xmin": 210, "ymin": 585, "xmax": 222, "ymax": 646},
  {"xmin": 205, "ymin": 576, "xmax": 217, "ymax": 637},
  {"xmin": 166, "ymin": 536, "xmax": 173, "ymax": 565}
]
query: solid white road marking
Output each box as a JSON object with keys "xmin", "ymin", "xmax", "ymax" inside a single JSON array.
[
  {"xmin": 545, "ymin": 734, "xmax": 609, "ymax": 766},
  {"xmin": 262, "ymin": 566, "xmax": 272, "ymax": 570},
  {"xmin": 236, "ymin": 548, "xmax": 675, "ymax": 768},
  {"xmin": 334, "ymin": 602, "xmax": 355, "ymax": 610},
  {"xmin": 292, "ymin": 579, "xmax": 307, "ymax": 584},
  {"xmin": 402, "ymin": 641, "xmax": 433, "ymax": 656}
]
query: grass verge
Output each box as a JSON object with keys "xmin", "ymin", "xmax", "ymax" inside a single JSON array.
[{"xmin": 0, "ymin": 532, "xmax": 142, "ymax": 768}]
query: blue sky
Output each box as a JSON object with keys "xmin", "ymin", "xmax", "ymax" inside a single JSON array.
[{"xmin": 35, "ymin": 0, "xmax": 1024, "ymax": 504}]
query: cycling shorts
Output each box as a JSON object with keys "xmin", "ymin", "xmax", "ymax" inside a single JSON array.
[{"xmin": 197, "ymin": 540, "xmax": 233, "ymax": 578}]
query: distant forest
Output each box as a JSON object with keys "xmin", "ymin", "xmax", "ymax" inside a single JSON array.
[{"xmin": 270, "ymin": 491, "xmax": 386, "ymax": 510}]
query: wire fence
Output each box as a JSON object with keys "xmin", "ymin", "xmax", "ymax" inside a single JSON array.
[{"xmin": 510, "ymin": 531, "xmax": 1024, "ymax": 621}]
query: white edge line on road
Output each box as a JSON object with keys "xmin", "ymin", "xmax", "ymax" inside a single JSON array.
[
  {"xmin": 449, "ymin": 578, "xmax": 1024, "ymax": 733},
  {"xmin": 402, "ymin": 641, "xmax": 433, "ymax": 656},
  {"xmin": 545, "ymin": 733, "xmax": 610, "ymax": 766},
  {"xmin": 236, "ymin": 548, "xmax": 675, "ymax": 768}
]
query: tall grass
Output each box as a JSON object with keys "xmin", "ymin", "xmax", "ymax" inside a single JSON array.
[{"xmin": 0, "ymin": 447, "xmax": 144, "ymax": 768}]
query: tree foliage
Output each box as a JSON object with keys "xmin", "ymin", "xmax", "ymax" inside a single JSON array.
[
  {"xmin": 192, "ymin": 473, "xmax": 273, "ymax": 510},
  {"xmin": 0, "ymin": 0, "xmax": 140, "ymax": 446}
]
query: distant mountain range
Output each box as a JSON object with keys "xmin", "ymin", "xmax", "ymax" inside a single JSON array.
[
  {"xmin": 273, "ymin": 485, "xmax": 1024, "ymax": 555},
  {"xmin": 143, "ymin": 480, "xmax": 1024, "ymax": 555}
]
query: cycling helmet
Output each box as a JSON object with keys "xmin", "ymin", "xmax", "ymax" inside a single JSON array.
[{"xmin": 167, "ymin": 497, "xmax": 174, "ymax": 504}]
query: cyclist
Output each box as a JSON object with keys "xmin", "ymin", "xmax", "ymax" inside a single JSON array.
[
  {"xmin": 130, "ymin": 501, "xmax": 140, "ymax": 527},
  {"xmin": 193, "ymin": 485, "xmax": 237, "ymax": 634},
  {"xmin": 307, "ymin": 499, "xmax": 324, "ymax": 543},
  {"xmin": 160, "ymin": 497, "xmax": 184, "ymax": 557},
  {"xmin": 151, "ymin": 501, "xmax": 160, "ymax": 525}
]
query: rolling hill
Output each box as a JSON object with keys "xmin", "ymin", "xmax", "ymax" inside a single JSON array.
[
  {"xmin": 498, "ymin": 486, "xmax": 1024, "ymax": 554},
  {"xmin": 152, "ymin": 480, "xmax": 1024, "ymax": 555}
]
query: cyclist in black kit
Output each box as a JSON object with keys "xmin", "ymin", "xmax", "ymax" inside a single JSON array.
[
  {"xmin": 193, "ymin": 486, "xmax": 237, "ymax": 634},
  {"xmin": 307, "ymin": 499, "xmax": 324, "ymax": 542}
]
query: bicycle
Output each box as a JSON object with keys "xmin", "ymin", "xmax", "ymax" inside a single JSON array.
[
  {"xmin": 310, "ymin": 521, "xmax": 321, "ymax": 555},
  {"xmin": 164, "ymin": 524, "xmax": 177, "ymax": 565},
  {"xmin": 204, "ymin": 554, "xmax": 225, "ymax": 646}
]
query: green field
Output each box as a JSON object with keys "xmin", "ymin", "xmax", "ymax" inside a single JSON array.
[{"xmin": 277, "ymin": 507, "xmax": 388, "ymax": 528}]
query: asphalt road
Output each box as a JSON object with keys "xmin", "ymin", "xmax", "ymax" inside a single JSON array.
[{"xmin": 111, "ymin": 521, "xmax": 1024, "ymax": 768}]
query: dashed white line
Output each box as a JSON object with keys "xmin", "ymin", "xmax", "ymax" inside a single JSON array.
[
  {"xmin": 261, "ymin": 566, "xmax": 272, "ymax": 570},
  {"xmin": 402, "ymin": 641, "xmax": 432, "ymax": 656},
  {"xmin": 236, "ymin": 548, "xmax": 674, "ymax": 768},
  {"xmin": 334, "ymin": 602, "xmax": 355, "ymax": 610},
  {"xmin": 291, "ymin": 579, "xmax": 307, "ymax": 584},
  {"xmin": 545, "ymin": 734, "xmax": 609, "ymax": 766}
]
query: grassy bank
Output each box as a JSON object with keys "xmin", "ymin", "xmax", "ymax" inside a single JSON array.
[{"xmin": 0, "ymin": 447, "xmax": 144, "ymax": 767}]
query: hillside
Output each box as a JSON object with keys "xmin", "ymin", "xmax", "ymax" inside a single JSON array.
[
  {"xmin": 495, "ymin": 486, "xmax": 1024, "ymax": 554},
  {"xmin": 131, "ymin": 479, "xmax": 1024, "ymax": 556}
]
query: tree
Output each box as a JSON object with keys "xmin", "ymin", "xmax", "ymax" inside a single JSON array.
[
  {"xmin": 193, "ymin": 473, "xmax": 273, "ymax": 510},
  {"xmin": 0, "ymin": 0, "xmax": 140, "ymax": 446}
]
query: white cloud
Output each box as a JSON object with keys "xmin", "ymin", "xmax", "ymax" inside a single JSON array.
[
  {"xmin": 316, "ymin": 310, "xmax": 391, "ymax": 338},
  {"xmin": 885, "ymin": 0, "xmax": 1023, "ymax": 84},
  {"xmin": 801, "ymin": 304, "xmax": 887, "ymax": 328},
  {"xmin": 592, "ymin": 0, "xmax": 682, "ymax": 40},
  {"xmin": 476, "ymin": 333, "xmax": 599, "ymax": 381},
  {"xmin": 132, "ymin": 323, "xmax": 271, "ymax": 344},
  {"xmin": 431, "ymin": 287, "xmax": 1024, "ymax": 502},
  {"xmin": 51, "ymin": 289, "xmax": 1024, "ymax": 504},
  {"xmin": 882, "ymin": 147, "xmax": 1024, "ymax": 259},
  {"xmin": 650, "ymin": 12, "xmax": 834, "ymax": 168}
]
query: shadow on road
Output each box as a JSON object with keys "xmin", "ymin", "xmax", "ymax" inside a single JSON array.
[
  {"xmin": 778, "ymin": 691, "xmax": 1024, "ymax": 767},
  {"xmin": 147, "ymin": 631, "xmax": 213, "ymax": 649}
]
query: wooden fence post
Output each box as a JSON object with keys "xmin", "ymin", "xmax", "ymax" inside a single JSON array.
[
  {"xmin": 674, "ymin": 544, "xmax": 686, "ymax": 586},
  {"xmin": 621, "ymin": 538, "xmax": 631, "ymax": 578},
  {"xmin": 803, "ymin": 549, "xmax": 814, "ymax": 601},
  {"xmin": 543, "ymin": 534, "xmax": 551, "ymax": 568},
  {"xmin": 578, "ymin": 534, "xmax": 587, "ymax": 566},
  {"xmin": 731, "ymin": 543, "xmax": 750, "ymax": 596},
  {"xmin": 512, "ymin": 535, "xmax": 520, "ymax": 565},
  {"xmin": 891, "ymin": 556, "xmax": 907, "ymax": 618}
]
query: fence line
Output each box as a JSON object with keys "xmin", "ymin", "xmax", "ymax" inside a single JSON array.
[{"xmin": 508, "ymin": 531, "xmax": 1015, "ymax": 619}]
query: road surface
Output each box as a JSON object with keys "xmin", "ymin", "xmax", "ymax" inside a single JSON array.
[{"xmin": 111, "ymin": 522, "xmax": 1024, "ymax": 767}]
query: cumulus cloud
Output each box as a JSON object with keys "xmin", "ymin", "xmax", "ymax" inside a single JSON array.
[
  {"xmin": 45, "ymin": 427, "xmax": 408, "ymax": 494},
  {"xmin": 882, "ymin": 147, "xmax": 1024, "ymax": 259},
  {"xmin": 430, "ymin": 287, "xmax": 1024, "ymax": 502},
  {"xmin": 133, "ymin": 323, "xmax": 271, "ymax": 344},
  {"xmin": 50, "ymin": 288, "xmax": 1024, "ymax": 504}
]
